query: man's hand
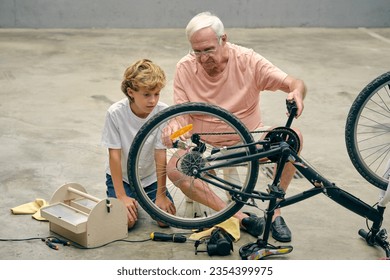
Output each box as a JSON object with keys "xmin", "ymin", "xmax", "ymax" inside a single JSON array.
[
  {"xmin": 287, "ymin": 89, "xmax": 304, "ymax": 118},
  {"xmin": 285, "ymin": 77, "xmax": 306, "ymax": 118},
  {"xmin": 162, "ymin": 118, "xmax": 191, "ymax": 147},
  {"xmin": 162, "ymin": 125, "xmax": 175, "ymax": 148}
]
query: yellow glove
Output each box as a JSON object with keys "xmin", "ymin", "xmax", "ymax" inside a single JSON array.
[
  {"xmin": 10, "ymin": 199, "xmax": 49, "ymax": 221},
  {"xmin": 189, "ymin": 217, "xmax": 240, "ymax": 242}
]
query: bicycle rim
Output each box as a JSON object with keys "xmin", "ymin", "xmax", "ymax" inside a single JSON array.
[
  {"xmin": 128, "ymin": 102, "xmax": 259, "ymax": 229},
  {"xmin": 345, "ymin": 71, "xmax": 390, "ymax": 190}
]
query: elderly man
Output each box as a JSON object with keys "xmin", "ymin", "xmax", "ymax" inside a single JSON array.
[{"xmin": 166, "ymin": 12, "xmax": 307, "ymax": 242}]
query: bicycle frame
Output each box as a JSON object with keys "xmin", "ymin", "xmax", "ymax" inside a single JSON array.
[{"xmin": 191, "ymin": 102, "xmax": 389, "ymax": 259}]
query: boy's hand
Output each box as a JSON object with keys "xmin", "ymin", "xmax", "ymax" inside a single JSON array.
[
  {"xmin": 120, "ymin": 196, "xmax": 138, "ymax": 228},
  {"xmin": 156, "ymin": 195, "xmax": 176, "ymax": 215}
]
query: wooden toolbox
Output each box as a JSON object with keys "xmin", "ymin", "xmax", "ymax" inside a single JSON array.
[{"xmin": 41, "ymin": 183, "xmax": 128, "ymax": 248}]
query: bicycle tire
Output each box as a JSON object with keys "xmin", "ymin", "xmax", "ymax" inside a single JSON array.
[
  {"xmin": 128, "ymin": 102, "xmax": 259, "ymax": 229},
  {"xmin": 345, "ymin": 71, "xmax": 390, "ymax": 190}
]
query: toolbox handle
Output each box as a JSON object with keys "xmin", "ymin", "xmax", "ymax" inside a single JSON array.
[{"xmin": 68, "ymin": 187, "xmax": 101, "ymax": 203}]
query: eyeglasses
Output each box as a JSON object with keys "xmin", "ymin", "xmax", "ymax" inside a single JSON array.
[{"xmin": 190, "ymin": 48, "xmax": 217, "ymax": 57}]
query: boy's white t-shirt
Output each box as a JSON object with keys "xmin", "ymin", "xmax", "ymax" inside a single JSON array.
[{"xmin": 101, "ymin": 98, "xmax": 168, "ymax": 186}]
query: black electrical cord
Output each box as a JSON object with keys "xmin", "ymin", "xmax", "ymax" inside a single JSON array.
[
  {"xmin": 69, "ymin": 237, "xmax": 153, "ymax": 250},
  {"xmin": 0, "ymin": 235, "xmax": 153, "ymax": 250},
  {"xmin": 0, "ymin": 230, "xmax": 195, "ymax": 250},
  {"xmin": 0, "ymin": 237, "xmax": 44, "ymax": 242}
]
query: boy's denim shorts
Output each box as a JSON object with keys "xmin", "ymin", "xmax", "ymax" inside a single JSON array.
[{"xmin": 105, "ymin": 174, "xmax": 174, "ymax": 203}]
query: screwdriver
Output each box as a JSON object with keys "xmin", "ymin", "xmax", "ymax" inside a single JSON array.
[{"xmin": 150, "ymin": 232, "xmax": 187, "ymax": 243}]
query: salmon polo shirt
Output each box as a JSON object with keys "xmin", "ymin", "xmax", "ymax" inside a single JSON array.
[{"xmin": 173, "ymin": 42, "xmax": 288, "ymax": 132}]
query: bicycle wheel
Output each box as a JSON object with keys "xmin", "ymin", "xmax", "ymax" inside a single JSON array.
[
  {"xmin": 345, "ymin": 71, "xmax": 390, "ymax": 190},
  {"xmin": 128, "ymin": 102, "xmax": 259, "ymax": 229}
]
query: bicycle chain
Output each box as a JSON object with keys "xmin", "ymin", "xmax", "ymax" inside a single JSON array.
[{"xmin": 197, "ymin": 127, "xmax": 300, "ymax": 154}]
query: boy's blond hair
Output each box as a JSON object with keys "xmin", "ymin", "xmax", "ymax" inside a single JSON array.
[{"xmin": 121, "ymin": 59, "xmax": 166, "ymax": 100}]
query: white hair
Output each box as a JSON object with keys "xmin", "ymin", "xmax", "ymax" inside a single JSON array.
[{"xmin": 185, "ymin": 11, "xmax": 225, "ymax": 42}]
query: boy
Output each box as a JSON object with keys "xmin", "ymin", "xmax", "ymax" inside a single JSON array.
[{"xmin": 101, "ymin": 59, "xmax": 176, "ymax": 228}]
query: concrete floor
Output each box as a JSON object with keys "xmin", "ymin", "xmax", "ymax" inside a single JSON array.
[{"xmin": 0, "ymin": 27, "xmax": 390, "ymax": 261}]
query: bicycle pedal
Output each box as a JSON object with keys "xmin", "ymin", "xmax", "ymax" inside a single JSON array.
[
  {"xmin": 249, "ymin": 246, "xmax": 293, "ymax": 260},
  {"xmin": 239, "ymin": 243, "xmax": 293, "ymax": 260}
]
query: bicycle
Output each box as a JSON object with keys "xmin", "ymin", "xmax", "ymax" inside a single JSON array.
[{"xmin": 127, "ymin": 72, "xmax": 390, "ymax": 259}]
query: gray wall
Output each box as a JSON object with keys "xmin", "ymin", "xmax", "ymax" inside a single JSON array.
[{"xmin": 1, "ymin": 0, "xmax": 389, "ymax": 28}]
